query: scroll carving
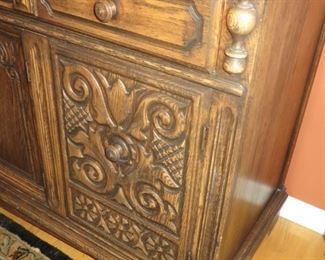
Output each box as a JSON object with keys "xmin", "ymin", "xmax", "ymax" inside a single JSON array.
[
  {"xmin": 223, "ymin": 0, "xmax": 257, "ymax": 74},
  {"xmin": 72, "ymin": 190, "xmax": 178, "ymax": 259},
  {"xmin": 58, "ymin": 57, "xmax": 191, "ymax": 235},
  {"xmin": 0, "ymin": 39, "xmax": 20, "ymax": 86}
]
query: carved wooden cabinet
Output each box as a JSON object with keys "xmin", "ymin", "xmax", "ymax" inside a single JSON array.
[{"xmin": 0, "ymin": 1, "xmax": 324, "ymax": 259}]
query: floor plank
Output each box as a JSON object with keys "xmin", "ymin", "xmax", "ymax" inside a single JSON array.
[
  {"xmin": 0, "ymin": 207, "xmax": 324, "ymax": 259},
  {"xmin": 253, "ymin": 218, "xmax": 325, "ymax": 260}
]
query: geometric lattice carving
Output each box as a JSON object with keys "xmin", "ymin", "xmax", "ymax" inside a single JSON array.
[
  {"xmin": 152, "ymin": 133, "xmax": 185, "ymax": 186},
  {"xmin": 63, "ymin": 91, "xmax": 93, "ymax": 133}
]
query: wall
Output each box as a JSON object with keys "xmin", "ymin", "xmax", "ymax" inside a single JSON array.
[{"xmin": 285, "ymin": 47, "xmax": 325, "ymax": 210}]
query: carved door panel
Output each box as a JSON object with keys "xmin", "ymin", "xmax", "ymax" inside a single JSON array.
[
  {"xmin": 50, "ymin": 41, "xmax": 215, "ymax": 259},
  {"xmin": 0, "ymin": 26, "xmax": 44, "ymax": 190}
]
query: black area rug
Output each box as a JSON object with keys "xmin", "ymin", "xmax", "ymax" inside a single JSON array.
[{"xmin": 0, "ymin": 213, "xmax": 71, "ymax": 259}]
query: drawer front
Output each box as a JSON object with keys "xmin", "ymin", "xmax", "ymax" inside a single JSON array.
[
  {"xmin": 51, "ymin": 41, "xmax": 211, "ymax": 259},
  {"xmin": 0, "ymin": 0, "xmax": 36, "ymax": 13},
  {"xmin": 38, "ymin": 0, "xmax": 219, "ymax": 69}
]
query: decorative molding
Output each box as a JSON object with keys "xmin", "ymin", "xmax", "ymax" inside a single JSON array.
[
  {"xmin": 71, "ymin": 190, "xmax": 178, "ymax": 259},
  {"xmin": 22, "ymin": 31, "xmax": 67, "ymax": 215},
  {"xmin": 57, "ymin": 55, "xmax": 192, "ymax": 235},
  {"xmin": 0, "ymin": 11, "xmax": 245, "ymax": 96},
  {"xmin": 184, "ymin": 1, "xmax": 203, "ymax": 51},
  {"xmin": 39, "ymin": 0, "xmax": 53, "ymax": 16},
  {"xmin": 280, "ymin": 196, "xmax": 325, "ymax": 235},
  {"xmin": 0, "ymin": 39, "xmax": 20, "ymax": 86},
  {"xmin": 235, "ymin": 188, "xmax": 288, "ymax": 259},
  {"xmin": 28, "ymin": 43, "xmax": 59, "ymax": 209},
  {"xmin": 196, "ymin": 105, "xmax": 238, "ymax": 259},
  {"xmin": 223, "ymin": 0, "xmax": 257, "ymax": 74}
]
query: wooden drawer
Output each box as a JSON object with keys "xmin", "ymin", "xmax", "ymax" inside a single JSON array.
[
  {"xmin": 0, "ymin": 0, "xmax": 36, "ymax": 13},
  {"xmin": 49, "ymin": 40, "xmax": 217, "ymax": 259},
  {"xmin": 37, "ymin": 0, "xmax": 221, "ymax": 69}
]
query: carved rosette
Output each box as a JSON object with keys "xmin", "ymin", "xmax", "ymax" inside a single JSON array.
[
  {"xmin": 223, "ymin": 0, "xmax": 257, "ymax": 74},
  {"xmin": 57, "ymin": 56, "xmax": 191, "ymax": 240},
  {"xmin": 72, "ymin": 190, "xmax": 178, "ymax": 259}
]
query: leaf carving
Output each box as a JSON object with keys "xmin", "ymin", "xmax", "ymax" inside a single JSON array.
[
  {"xmin": 59, "ymin": 57, "xmax": 190, "ymax": 235},
  {"xmin": 62, "ymin": 61, "xmax": 116, "ymax": 127}
]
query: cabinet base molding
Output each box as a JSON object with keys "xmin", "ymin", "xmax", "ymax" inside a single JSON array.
[
  {"xmin": 234, "ymin": 187, "xmax": 288, "ymax": 260},
  {"xmin": 279, "ymin": 196, "xmax": 325, "ymax": 235},
  {"xmin": 0, "ymin": 176, "xmax": 287, "ymax": 259},
  {"xmin": 0, "ymin": 180, "xmax": 131, "ymax": 259}
]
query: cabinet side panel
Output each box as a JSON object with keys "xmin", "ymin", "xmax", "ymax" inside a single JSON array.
[{"xmin": 218, "ymin": 1, "xmax": 325, "ymax": 259}]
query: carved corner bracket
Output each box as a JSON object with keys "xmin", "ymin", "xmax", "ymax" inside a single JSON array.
[{"xmin": 223, "ymin": 0, "xmax": 257, "ymax": 74}]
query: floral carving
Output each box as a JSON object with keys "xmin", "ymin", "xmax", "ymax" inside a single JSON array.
[
  {"xmin": 0, "ymin": 39, "xmax": 20, "ymax": 86},
  {"xmin": 59, "ymin": 57, "xmax": 191, "ymax": 235},
  {"xmin": 143, "ymin": 233, "xmax": 176, "ymax": 260},
  {"xmin": 72, "ymin": 191, "xmax": 178, "ymax": 259},
  {"xmin": 74, "ymin": 193, "xmax": 100, "ymax": 223}
]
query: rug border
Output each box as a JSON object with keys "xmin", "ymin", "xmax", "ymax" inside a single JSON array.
[{"xmin": 0, "ymin": 212, "xmax": 71, "ymax": 259}]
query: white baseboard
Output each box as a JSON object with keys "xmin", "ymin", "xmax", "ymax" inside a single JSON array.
[{"xmin": 279, "ymin": 196, "xmax": 325, "ymax": 235}]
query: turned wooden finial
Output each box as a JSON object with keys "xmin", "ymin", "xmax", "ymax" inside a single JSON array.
[{"xmin": 223, "ymin": 0, "xmax": 257, "ymax": 74}]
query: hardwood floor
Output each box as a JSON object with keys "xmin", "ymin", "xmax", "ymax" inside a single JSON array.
[
  {"xmin": 253, "ymin": 218, "xmax": 325, "ymax": 260},
  {"xmin": 0, "ymin": 207, "xmax": 324, "ymax": 259}
]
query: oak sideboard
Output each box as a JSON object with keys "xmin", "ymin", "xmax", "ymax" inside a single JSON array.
[{"xmin": 0, "ymin": 0, "xmax": 324, "ymax": 259}]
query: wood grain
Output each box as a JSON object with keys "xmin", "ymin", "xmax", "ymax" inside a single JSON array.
[
  {"xmin": 0, "ymin": 1, "xmax": 323, "ymax": 259},
  {"xmin": 254, "ymin": 218, "xmax": 325, "ymax": 260},
  {"xmin": 218, "ymin": 1, "xmax": 325, "ymax": 259},
  {"xmin": 0, "ymin": 24, "xmax": 44, "ymax": 187},
  {"xmin": 37, "ymin": 0, "xmax": 211, "ymax": 69}
]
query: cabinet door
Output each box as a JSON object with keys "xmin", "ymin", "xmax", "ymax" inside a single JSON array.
[
  {"xmin": 49, "ymin": 40, "xmax": 215, "ymax": 259},
  {"xmin": 0, "ymin": 25, "xmax": 65, "ymax": 213},
  {"xmin": 0, "ymin": 25, "xmax": 44, "ymax": 200}
]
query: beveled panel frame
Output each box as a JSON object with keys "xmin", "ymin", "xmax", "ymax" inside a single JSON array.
[{"xmin": 49, "ymin": 39, "xmax": 214, "ymax": 259}]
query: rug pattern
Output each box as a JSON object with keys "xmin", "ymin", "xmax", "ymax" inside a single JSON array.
[{"xmin": 0, "ymin": 213, "xmax": 70, "ymax": 260}]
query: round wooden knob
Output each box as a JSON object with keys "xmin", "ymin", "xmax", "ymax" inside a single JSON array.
[
  {"xmin": 104, "ymin": 136, "xmax": 131, "ymax": 164},
  {"xmin": 106, "ymin": 143, "xmax": 124, "ymax": 162},
  {"xmin": 94, "ymin": 0, "xmax": 117, "ymax": 23}
]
